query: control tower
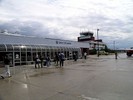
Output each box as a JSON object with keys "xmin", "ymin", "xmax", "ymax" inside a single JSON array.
[{"xmin": 78, "ymin": 31, "xmax": 95, "ymax": 42}]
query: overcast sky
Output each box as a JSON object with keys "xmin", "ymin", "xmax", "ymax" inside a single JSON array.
[{"xmin": 0, "ymin": 0, "xmax": 133, "ymax": 49}]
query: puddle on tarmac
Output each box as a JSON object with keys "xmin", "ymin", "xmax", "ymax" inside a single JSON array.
[
  {"xmin": 80, "ymin": 65, "xmax": 91, "ymax": 67},
  {"xmin": 29, "ymin": 71, "xmax": 55, "ymax": 77}
]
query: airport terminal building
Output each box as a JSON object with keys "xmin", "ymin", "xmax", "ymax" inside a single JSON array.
[{"xmin": 0, "ymin": 33, "xmax": 90, "ymax": 66}]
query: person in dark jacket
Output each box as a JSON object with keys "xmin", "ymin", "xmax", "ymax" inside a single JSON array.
[
  {"xmin": 54, "ymin": 53, "xmax": 59, "ymax": 66},
  {"xmin": 115, "ymin": 51, "xmax": 118, "ymax": 59},
  {"xmin": 34, "ymin": 55, "xmax": 40, "ymax": 69},
  {"xmin": 73, "ymin": 53, "xmax": 77, "ymax": 61},
  {"xmin": 59, "ymin": 52, "xmax": 65, "ymax": 67},
  {"xmin": 1, "ymin": 55, "xmax": 11, "ymax": 79},
  {"xmin": 40, "ymin": 55, "xmax": 44, "ymax": 68}
]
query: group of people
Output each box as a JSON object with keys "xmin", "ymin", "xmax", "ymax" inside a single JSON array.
[
  {"xmin": 0, "ymin": 52, "xmax": 84, "ymax": 79},
  {"xmin": 34, "ymin": 52, "xmax": 65, "ymax": 69},
  {"xmin": 73, "ymin": 53, "xmax": 78, "ymax": 61},
  {"xmin": 54, "ymin": 52, "xmax": 65, "ymax": 67},
  {"xmin": 34, "ymin": 54, "xmax": 51, "ymax": 68}
]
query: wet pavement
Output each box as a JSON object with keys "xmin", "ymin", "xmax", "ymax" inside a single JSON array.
[{"xmin": 1, "ymin": 53, "xmax": 133, "ymax": 100}]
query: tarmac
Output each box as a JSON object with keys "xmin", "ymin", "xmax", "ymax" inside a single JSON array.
[{"xmin": 1, "ymin": 53, "xmax": 133, "ymax": 100}]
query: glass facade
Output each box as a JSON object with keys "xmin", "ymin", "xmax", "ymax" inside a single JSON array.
[{"xmin": 0, "ymin": 44, "xmax": 80, "ymax": 66}]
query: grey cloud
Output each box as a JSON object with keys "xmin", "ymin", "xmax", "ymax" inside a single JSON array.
[
  {"xmin": 0, "ymin": 20, "xmax": 66, "ymax": 39},
  {"xmin": 102, "ymin": 36, "xmax": 131, "ymax": 49},
  {"xmin": 0, "ymin": 20, "xmax": 44, "ymax": 35},
  {"xmin": 86, "ymin": 15, "xmax": 133, "ymax": 38},
  {"xmin": 127, "ymin": 16, "xmax": 133, "ymax": 23},
  {"xmin": 0, "ymin": 0, "xmax": 4, "ymax": 3}
]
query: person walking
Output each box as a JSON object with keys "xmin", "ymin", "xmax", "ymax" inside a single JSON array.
[
  {"xmin": 34, "ymin": 55, "xmax": 40, "ymax": 69},
  {"xmin": 40, "ymin": 55, "xmax": 44, "ymax": 68},
  {"xmin": 45, "ymin": 55, "xmax": 51, "ymax": 67},
  {"xmin": 59, "ymin": 52, "xmax": 65, "ymax": 67},
  {"xmin": 84, "ymin": 52, "xmax": 87, "ymax": 59},
  {"xmin": 1, "ymin": 55, "xmax": 11, "ymax": 79},
  {"xmin": 54, "ymin": 53, "xmax": 59, "ymax": 66},
  {"xmin": 115, "ymin": 51, "xmax": 118, "ymax": 59},
  {"xmin": 73, "ymin": 53, "xmax": 77, "ymax": 61}
]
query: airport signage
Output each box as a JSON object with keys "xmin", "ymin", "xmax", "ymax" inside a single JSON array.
[{"xmin": 55, "ymin": 40, "xmax": 71, "ymax": 45}]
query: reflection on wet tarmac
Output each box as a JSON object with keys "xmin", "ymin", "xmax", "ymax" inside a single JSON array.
[{"xmin": 29, "ymin": 71, "xmax": 55, "ymax": 77}]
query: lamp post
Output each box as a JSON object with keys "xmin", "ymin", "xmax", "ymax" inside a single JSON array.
[
  {"xmin": 97, "ymin": 29, "xmax": 99, "ymax": 57},
  {"xmin": 113, "ymin": 41, "xmax": 117, "ymax": 59},
  {"xmin": 113, "ymin": 41, "xmax": 115, "ymax": 51}
]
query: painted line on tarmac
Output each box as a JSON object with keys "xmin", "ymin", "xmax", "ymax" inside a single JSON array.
[{"xmin": 80, "ymin": 95, "xmax": 99, "ymax": 100}]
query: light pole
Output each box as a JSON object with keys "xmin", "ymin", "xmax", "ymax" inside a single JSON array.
[
  {"xmin": 97, "ymin": 29, "xmax": 99, "ymax": 57},
  {"xmin": 113, "ymin": 41, "xmax": 115, "ymax": 51},
  {"xmin": 113, "ymin": 41, "xmax": 117, "ymax": 59}
]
